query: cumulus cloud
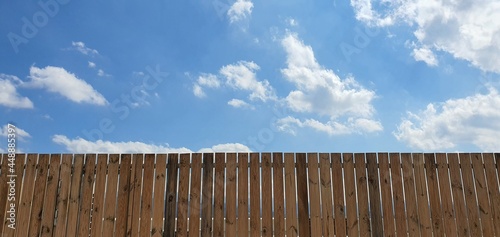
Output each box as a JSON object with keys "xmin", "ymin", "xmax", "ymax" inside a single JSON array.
[
  {"xmin": 25, "ymin": 66, "xmax": 108, "ymax": 105},
  {"xmin": 227, "ymin": 0, "xmax": 253, "ymax": 23},
  {"xmin": 350, "ymin": 0, "xmax": 500, "ymax": 73},
  {"xmin": 412, "ymin": 47, "xmax": 438, "ymax": 66},
  {"xmin": 276, "ymin": 33, "xmax": 381, "ymax": 136},
  {"xmin": 227, "ymin": 98, "xmax": 253, "ymax": 109},
  {"xmin": 220, "ymin": 61, "xmax": 276, "ymax": 102},
  {"xmin": 71, "ymin": 41, "xmax": 99, "ymax": 55},
  {"xmin": 1, "ymin": 124, "xmax": 31, "ymax": 141},
  {"xmin": 0, "ymin": 74, "xmax": 34, "ymax": 109},
  {"xmin": 88, "ymin": 61, "xmax": 96, "ymax": 68},
  {"xmin": 394, "ymin": 89, "xmax": 500, "ymax": 151},
  {"xmin": 52, "ymin": 135, "xmax": 251, "ymax": 153}
]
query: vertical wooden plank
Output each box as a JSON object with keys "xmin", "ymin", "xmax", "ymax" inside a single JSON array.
[
  {"xmin": 40, "ymin": 154, "xmax": 61, "ymax": 237},
  {"xmin": 435, "ymin": 153, "xmax": 458, "ymax": 237},
  {"xmin": 366, "ymin": 153, "xmax": 383, "ymax": 237},
  {"xmin": 273, "ymin": 153, "xmax": 285, "ymax": 237},
  {"xmin": 378, "ymin": 153, "xmax": 395, "ymax": 237},
  {"xmin": 200, "ymin": 153, "xmax": 213, "ymax": 237},
  {"xmin": 115, "ymin": 154, "xmax": 132, "ymax": 237},
  {"xmin": 355, "ymin": 153, "xmax": 370, "ymax": 237},
  {"xmin": 471, "ymin": 153, "xmax": 494, "ymax": 237},
  {"xmin": 77, "ymin": 154, "xmax": 96, "ymax": 237},
  {"xmin": 261, "ymin": 153, "xmax": 273, "ymax": 237},
  {"xmin": 15, "ymin": 154, "xmax": 37, "ymax": 237},
  {"xmin": 459, "ymin": 153, "xmax": 482, "ymax": 236},
  {"xmin": 165, "ymin": 153, "xmax": 179, "ymax": 237},
  {"xmin": 331, "ymin": 153, "xmax": 346, "ymax": 237},
  {"xmin": 27, "ymin": 154, "xmax": 49, "ymax": 237},
  {"xmin": 177, "ymin": 154, "xmax": 191, "ymax": 237},
  {"xmin": 226, "ymin": 153, "xmax": 237, "ymax": 237},
  {"xmin": 484, "ymin": 153, "xmax": 500, "ymax": 236},
  {"xmin": 0, "ymin": 154, "xmax": 8, "ymax": 236},
  {"xmin": 102, "ymin": 154, "xmax": 120, "ymax": 237},
  {"xmin": 152, "ymin": 154, "xmax": 167, "ymax": 237},
  {"xmin": 413, "ymin": 153, "xmax": 432, "ymax": 237},
  {"xmin": 188, "ymin": 153, "xmax": 202, "ymax": 237},
  {"xmin": 401, "ymin": 153, "xmax": 419, "ymax": 237},
  {"xmin": 319, "ymin": 153, "xmax": 334, "ymax": 237},
  {"xmin": 284, "ymin": 153, "xmax": 298, "ymax": 237},
  {"xmin": 140, "ymin": 154, "xmax": 155, "ymax": 237},
  {"xmin": 424, "ymin": 153, "xmax": 444, "ymax": 237},
  {"xmin": 213, "ymin": 153, "xmax": 225, "ymax": 237},
  {"xmin": 343, "ymin": 153, "xmax": 358, "ymax": 237},
  {"xmin": 90, "ymin": 154, "xmax": 108, "ymax": 237},
  {"xmin": 307, "ymin": 153, "xmax": 321, "ymax": 237},
  {"xmin": 53, "ymin": 154, "xmax": 73, "ymax": 236},
  {"xmin": 448, "ymin": 153, "xmax": 469, "ymax": 237},
  {"xmin": 237, "ymin": 153, "xmax": 249, "ymax": 237},
  {"xmin": 389, "ymin": 153, "xmax": 408, "ymax": 237},
  {"xmin": 65, "ymin": 154, "xmax": 84, "ymax": 237},
  {"xmin": 250, "ymin": 153, "xmax": 260, "ymax": 237},
  {"xmin": 130, "ymin": 154, "xmax": 144, "ymax": 237},
  {"xmin": 296, "ymin": 153, "xmax": 310, "ymax": 237}
]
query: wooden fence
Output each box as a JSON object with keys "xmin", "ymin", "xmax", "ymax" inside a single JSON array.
[{"xmin": 0, "ymin": 153, "xmax": 499, "ymax": 237}]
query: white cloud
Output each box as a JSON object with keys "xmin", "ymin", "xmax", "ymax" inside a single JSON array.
[
  {"xmin": 52, "ymin": 135, "xmax": 251, "ymax": 153},
  {"xmin": 227, "ymin": 98, "xmax": 253, "ymax": 109},
  {"xmin": 220, "ymin": 61, "xmax": 276, "ymax": 102},
  {"xmin": 198, "ymin": 73, "xmax": 221, "ymax": 88},
  {"xmin": 71, "ymin": 41, "xmax": 99, "ymax": 55},
  {"xmin": 227, "ymin": 0, "xmax": 253, "ymax": 23},
  {"xmin": 350, "ymin": 0, "xmax": 500, "ymax": 73},
  {"xmin": 276, "ymin": 116, "xmax": 382, "ymax": 136},
  {"xmin": 88, "ymin": 61, "xmax": 96, "ymax": 68},
  {"xmin": 0, "ymin": 74, "xmax": 34, "ymax": 109},
  {"xmin": 193, "ymin": 84, "xmax": 206, "ymax": 98},
  {"xmin": 287, "ymin": 18, "xmax": 298, "ymax": 27},
  {"xmin": 25, "ymin": 66, "xmax": 107, "ymax": 106},
  {"xmin": 97, "ymin": 69, "xmax": 110, "ymax": 77},
  {"xmin": 1, "ymin": 124, "xmax": 31, "ymax": 141},
  {"xmin": 412, "ymin": 47, "xmax": 438, "ymax": 66},
  {"xmin": 394, "ymin": 89, "xmax": 500, "ymax": 151},
  {"xmin": 197, "ymin": 143, "xmax": 251, "ymax": 153}
]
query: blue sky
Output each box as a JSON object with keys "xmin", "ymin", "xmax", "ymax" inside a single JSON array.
[{"xmin": 1, "ymin": 0, "xmax": 499, "ymax": 153}]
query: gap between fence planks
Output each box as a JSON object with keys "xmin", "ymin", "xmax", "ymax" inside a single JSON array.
[{"xmin": 0, "ymin": 153, "xmax": 499, "ymax": 237}]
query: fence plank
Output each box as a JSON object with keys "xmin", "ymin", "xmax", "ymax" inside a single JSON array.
[
  {"xmin": 0, "ymin": 154, "xmax": 8, "ymax": 236},
  {"xmin": 284, "ymin": 153, "xmax": 298, "ymax": 237},
  {"xmin": 401, "ymin": 153, "xmax": 419, "ymax": 237},
  {"xmin": 448, "ymin": 153, "xmax": 469, "ymax": 237},
  {"xmin": 115, "ymin": 154, "xmax": 132, "ymax": 237},
  {"xmin": 319, "ymin": 153, "xmax": 334, "ymax": 237},
  {"xmin": 152, "ymin": 154, "xmax": 167, "ymax": 237},
  {"xmin": 213, "ymin": 153, "xmax": 225, "ymax": 237},
  {"xmin": 188, "ymin": 153, "xmax": 202, "ymax": 237},
  {"xmin": 355, "ymin": 153, "xmax": 370, "ymax": 237},
  {"xmin": 250, "ymin": 153, "xmax": 260, "ymax": 237},
  {"xmin": 435, "ymin": 153, "xmax": 458, "ymax": 237},
  {"xmin": 484, "ymin": 153, "xmax": 500, "ymax": 236},
  {"xmin": 413, "ymin": 153, "xmax": 432, "ymax": 237},
  {"xmin": 130, "ymin": 154, "xmax": 144, "ymax": 237},
  {"xmin": 177, "ymin": 154, "xmax": 191, "ymax": 237},
  {"xmin": 460, "ymin": 153, "xmax": 482, "ymax": 237},
  {"xmin": 296, "ymin": 153, "xmax": 310, "ymax": 237},
  {"xmin": 343, "ymin": 153, "xmax": 358, "ymax": 237},
  {"xmin": 15, "ymin": 154, "xmax": 37, "ymax": 237},
  {"xmin": 200, "ymin": 153, "xmax": 213, "ymax": 237},
  {"xmin": 89, "ymin": 154, "xmax": 108, "ymax": 237},
  {"xmin": 424, "ymin": 153, "xmax": 444, "ymax": 237},
  {"xmin": 65, "ymin": 154, "xmax": 84, "ymax": 237},
  {"xmin": 226, "ymin": 153, "xmax": 237, "ymax": 236},
  {"xmin": 261, "ymin": 153, "xmax": 273, "ymax": 237},
  {"xmin": 102, "ymin": 154, "xmax": 120, "ymax": 237},
  {"xmin": 140, "ymin": 154, "xmax": 155, "ymax": 237},
  {"xmin": 471, "ymin": 153, "xmax": 494, "ymax": 237},
  {"xmin": 165, "ymin": 153, "xmax": 179, "ymax": 237},
  {"xmin": 238, "ymin": 153, "xmax": 249, "ymax": 237},
  {"xmin": 389, "ymin": 153, "xmax": 408, "ymax": 237},
  {"xmin": 53, "ymin": 154, "xmax": 73, "ymax": 237},
  {"xmin": 40, "ymin": 154, "xmax": 61, "ymax": 237},
  {"xmin": 367, "ymin": 153, "xmax": 383, "ymax": 237},
  {"xmin": 77, "ymin": 154, "xmax": 96, "ymax": 237},
  {"xmin": 378, "ymin": 153, "xmax": 395, "ymax": 237},
  {"xmin": 331, "ymin": 153, "xmax": 346, "ymax": 237},
  {"xmin": 27, "ymin": 154, "xmax": 49, "ymax": 237},
  {"xmin": 273, "ymin": 153, "xmax": 285, "ymax": 237},
  {"xmin": 307, "ymin": 153, "xmax": 322, "ymax": 237}
]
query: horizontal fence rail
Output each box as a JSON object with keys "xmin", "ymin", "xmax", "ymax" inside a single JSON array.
[{"xmin": 0, "ymin": 153, "xmax": 499, "ymax": 237}]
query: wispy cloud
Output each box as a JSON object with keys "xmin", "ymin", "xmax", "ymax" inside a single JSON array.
[
  {"xmin": 0, "ymin": 74, "xmax": 34, "ymax": 109},
  {"xmin": 227, "ymin": 0, "xmax": 253, "ymax": 23},
  {"xmin": 71, "ymin": 41, "xmax": 99, "ymax": 55}
]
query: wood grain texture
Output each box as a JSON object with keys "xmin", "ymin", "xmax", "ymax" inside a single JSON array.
[
  {"xmin": 331, "ymin": 153, "xmax": 346, "ymax": 237},
  {"xmin": 296, "ymin": 153, "xmax": 310, "ymax": 237},
  {"xmin": 343, "ymin": 153, "xmax": 358, "ymax": 237},
  {"xmin": 261, "ymin": 153, "xmax": 273, "ymax": 237},
  {"xmin": 273, "ymin": 153, "xmax": 285, "ymax": 237},
  {"xmin": 284, "ymin": 153, "xmax": 298, "ymax": 237},
  {"xmin": 238, "ymin": 153, "xmax": 249, "ymax": 237}
]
